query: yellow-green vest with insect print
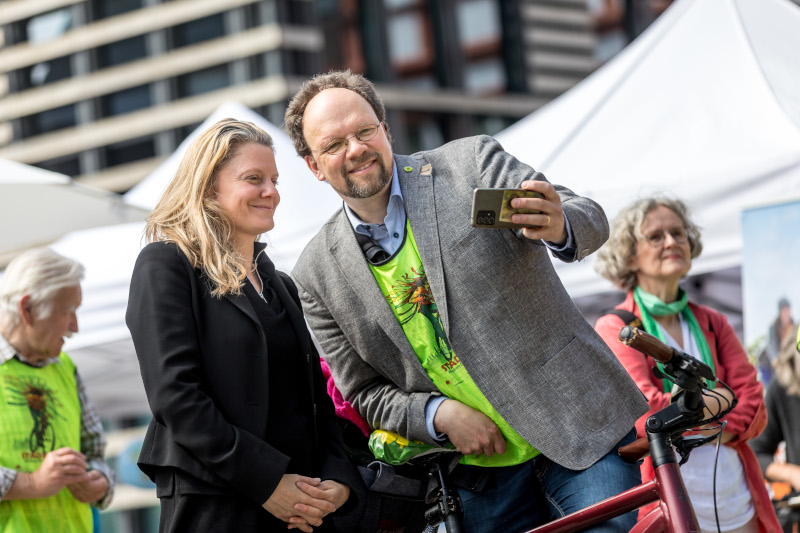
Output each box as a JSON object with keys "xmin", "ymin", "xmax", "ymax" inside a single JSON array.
[
  {"xmin": 370, "ymin": 220, "xmax": 539, "ymax": 467},
  {"xmin": 0, "ymin": 352, "xmax": 92, "ymax": 533}
]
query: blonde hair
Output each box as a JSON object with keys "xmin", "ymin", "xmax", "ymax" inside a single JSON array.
[
  {"xmin": 775, "ymin": 330, "xmax": 800, "ymax": 396},
  {"xmin": 145, "ymin": 118, "xmax": 274, "ymax": 298},
  {"xmin": 0, "ymin": 248, "xmax": 84, "ymax": 330},
  {"xmin": 594, "ymin": 196, "xmax": 703, "ymax": 291}
]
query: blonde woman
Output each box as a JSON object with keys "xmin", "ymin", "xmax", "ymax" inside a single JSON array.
[
  {"xmin": 126, "ymin": 119, "xmax": 355, "ymax": 532},
  {"xmin": 593, "ymin": 196, "xmax": 780, "ymax": 533}
]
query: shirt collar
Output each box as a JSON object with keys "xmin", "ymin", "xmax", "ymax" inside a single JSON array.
[
  {"xmin": 344, "ymin": 160, "xmax": 403, "ymax": 231},
  {"xmin": 0, "ymin": 332, "xmax": 58, "ymax": 368}
]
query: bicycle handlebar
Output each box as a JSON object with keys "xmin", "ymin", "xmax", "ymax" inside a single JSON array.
[
  {"xmin": 618, "ymin": 325, "xmax": 716, "ymax": 383},
  {"xmin": 618, "ymin": 325, "xmax": 677, "ymax": 364}
]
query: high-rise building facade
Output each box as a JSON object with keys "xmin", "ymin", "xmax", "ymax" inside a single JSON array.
[
  {"xmin": 0, "ymin": 0, "xmax": 323, "ymax": 191},
  {"xmin": 0, "ymin": 0, "xmax": 671, "ymax": 191}
]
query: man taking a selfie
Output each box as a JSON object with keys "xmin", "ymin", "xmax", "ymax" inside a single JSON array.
[{"xmin": 286, "ymin": 70, "xmax": 647, "ymax": 532}]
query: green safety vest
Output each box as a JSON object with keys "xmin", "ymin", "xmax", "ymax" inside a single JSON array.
[
  {"xmin": 370, "ymin": 221, "xmax": 539, "ymax": 467},
  {"xmin": 0, "ymin": 353, "xmax": 92, "ymax": 533}
]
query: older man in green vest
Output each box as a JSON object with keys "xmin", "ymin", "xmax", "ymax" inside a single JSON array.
[{"xmin": 0, "ymin": 248, "xmax": 114, "ymax": 532}]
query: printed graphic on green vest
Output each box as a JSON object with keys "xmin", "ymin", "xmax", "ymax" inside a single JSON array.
[
  {"xmin": 369, "ymin": 224, "xmax": 540, "ymax": 467},
  {"xmin": 3, "ymin": 374, "xmax": 65, "ymax": 454},
  {"xmin": 384, "ymin": 265, "xmax": 457, "ymax": 366}
]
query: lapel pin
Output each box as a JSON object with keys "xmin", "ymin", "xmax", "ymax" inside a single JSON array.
[{"xmin": 404, "ymin": 166, "xmax": 413, "ymax": 172}]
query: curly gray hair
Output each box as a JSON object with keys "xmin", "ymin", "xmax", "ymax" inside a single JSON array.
[
  {"xmin": 594, "ymin": 196, "xmax": 703, "ymax": 291},
  {"xmin": 284, "ymin": 69, "xmax": 391, "ymax": 158}
]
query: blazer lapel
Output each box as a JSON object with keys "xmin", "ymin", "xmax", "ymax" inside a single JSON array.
[
  {"xmin": 396, "ymin": 155, "xmax": 450, "ymax": 335},
  {"xmin": 223, "ymin": 291, "xmax": 259, "ymax": 327},
  {"xmin": 272, "ymin": 274, "xmax": 311, "ymax": 355}
]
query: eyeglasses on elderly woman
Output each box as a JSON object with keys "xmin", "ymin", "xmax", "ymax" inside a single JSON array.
[{"xmin": 640, "ymin": 227, "xmax": 688, "ymax": 247}]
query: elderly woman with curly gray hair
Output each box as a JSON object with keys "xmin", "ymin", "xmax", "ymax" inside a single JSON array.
[{"xmin": 593, "ymin": 196, "xmax": 779, "ymax": 533}]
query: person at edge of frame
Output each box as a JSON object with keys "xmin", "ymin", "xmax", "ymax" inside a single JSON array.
[{"xmin": 0, "ymin": 248, "xmax": 115, "ymax": 533}]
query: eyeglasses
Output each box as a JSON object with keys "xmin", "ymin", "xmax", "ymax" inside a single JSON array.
[
  {"xmin": 313, "ymin": 124, "xmax": 380, "ymax": 156},
  {"xmin": 641, "ymin": 227, "xmax": 689, "ymax": 247}
]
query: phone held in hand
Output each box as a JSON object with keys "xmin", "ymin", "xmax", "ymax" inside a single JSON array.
[{"xmin": 470, "ymin": 188, "xmax": 543, "ymax": 229}]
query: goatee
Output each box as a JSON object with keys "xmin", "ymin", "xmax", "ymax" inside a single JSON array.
[{"xmin": 335, "ymin": 152, "xmax": 392, "ymax": 199}]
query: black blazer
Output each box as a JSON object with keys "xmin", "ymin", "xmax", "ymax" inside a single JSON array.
[{"xmin": 126, "ymin": 241, "xmax": 356, "ymax": 505}]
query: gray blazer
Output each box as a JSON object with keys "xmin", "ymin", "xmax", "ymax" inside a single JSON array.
[{"xmin": 292, "ymin": 135, "xmax": 647, "ymax": 470}]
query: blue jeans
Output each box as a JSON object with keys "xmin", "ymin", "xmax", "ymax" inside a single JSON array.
[{"xmin": 456, "ymin": 429, "xmax": 640, "ymax": 533}]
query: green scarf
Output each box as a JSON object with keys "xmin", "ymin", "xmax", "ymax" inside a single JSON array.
[{"xmin": 633, "ymin": 286, "xmax": 716, "ymax": 392}]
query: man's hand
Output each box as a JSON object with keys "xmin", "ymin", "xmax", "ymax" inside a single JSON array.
[
  {"xmin": 67, "ymin": 469, "xmax": 109, "ymax": 503},
  {"xmin": 263, "ymin": 474, "xmax": 336, "ymax": 533},
  {"xmin": 32, "ymin": 448, "xmax": 90, "ymax": 499},
  {"xmin": 511, "ymin": 180, "xmax": 567, "ymax": 245},
  {"xmin": 289, "ymin": 479, "xmax": 350, "ymax": 530},
  {"xmin": 433, "ymin": 399, "xmax": 506, "ymax": 456},
  {"xmin": 5, "ymin": 447, "xmax": 90, "ymax": 501}
]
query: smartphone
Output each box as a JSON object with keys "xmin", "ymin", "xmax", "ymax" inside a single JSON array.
[{"xmin": 470, "ymin": 188, "xmax": 543, "ymax": 229}]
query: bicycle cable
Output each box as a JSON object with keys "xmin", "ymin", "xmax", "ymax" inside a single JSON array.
[
  {"xmin": 699, "ymin": 384, "xmax": 733, "ymax": 533},
  {"xmin": 712, "ymin": 419, "xmax": 728, "ymax": 533}
]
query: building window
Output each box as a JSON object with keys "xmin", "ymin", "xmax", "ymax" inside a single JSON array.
[
  {"xmin": 97, "ymin": 35, "xmax": 147, "ymax": 68},
  {"xmin": 176, "ymin": 65, "xmax": 229, "ymax": 97},
  {"xmin": 403, "ymin": 112, "xmax": 445, "ymax": 153},
  {"xmin": 286, "ymin": 0, "xmax": 316, "ymax": 25},
  {"xmin": 20, "ymin": 9, "xmax": 75, "ymax": 91},
  {"xmin": 387, "ymin": 12, "xmax": 426, "ymax": 64},
  {"xmin": 27, "ymin": 55, "xmax": 72, "ymax": 87},
  {"xmin": 464, "ymin": 57, "xmax": 505, "ymax": 94},
  {"xmin": 36, "ymin": 155, "xmax": 81, "ymax": 177},
  {"xmin": 473, "ymin": 115, "xmax": 511, "ymax": 137},
  {"xmin": 588, "ymin": 0, "xmax": 627, "ymax": 62},
  {"xmin": 456, "ymin": 0, "xmax": 501, "ymax": 49},
  {"xmin": 22, "ymin": 104, "xmax": 77, "ymax": 137},
  {"xmin": 27, "ymin": 8, "xmax": 73, "ymax": 44},
  {"xmin": 103, "ymin": 137, "xmax": 155, "ymax": 167},
  {"xmin": 172, "ymin": 14, "xmax": 225, "ymax": 48},
  {"xmin": 287, "ymin": 50, "xmax": 319, "ymax": 77},
  {"xmin": 385, "ymin": 0, "xmax": 417, "ymax": 7},
  {"xmin": 91, "ymin": 0, "xmax": 143, "ymax": 20},
  {"xmin": 101, "ymin": 85, "xmax": 152, "ymax": 117}
]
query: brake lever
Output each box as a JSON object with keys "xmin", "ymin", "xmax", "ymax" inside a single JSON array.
[{"xmin": 673, "ymin": 434, "xmax": 720, "ymax": 465}]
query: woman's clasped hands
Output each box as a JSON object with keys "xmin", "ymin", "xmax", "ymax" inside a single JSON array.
[{"xmin": 263, "ymin": 474, "xmax": 350, "ymax": 532}]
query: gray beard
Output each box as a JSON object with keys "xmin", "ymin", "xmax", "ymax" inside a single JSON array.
[{"xmin": 333, "ymin": 153, "xmax": 392, "ymax": 199}]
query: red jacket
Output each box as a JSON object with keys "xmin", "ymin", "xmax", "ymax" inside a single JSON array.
[{"xmin": 594, "ymin": 292, "xmax": 780, "ymax": 531}]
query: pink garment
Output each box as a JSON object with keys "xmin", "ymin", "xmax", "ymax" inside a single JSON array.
[
  {"xmin": 594, "ymin": 292, "xmax": 781, "ymax": 532},
  {"xmin": 320, "ymin": 358, "xmax": 371, "ymax": 437}
]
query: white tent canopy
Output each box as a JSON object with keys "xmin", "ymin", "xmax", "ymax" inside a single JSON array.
[
  {"xmin": 0, "ymin": 159, "xmax": 147, "ymax": 265},
  {"xmin": 495, "ymin": 0, "xmax": 800, "ymax": 299},
  {"xmin": 54, "ymin": 102, "xmax": 342, "ymax": 417}
]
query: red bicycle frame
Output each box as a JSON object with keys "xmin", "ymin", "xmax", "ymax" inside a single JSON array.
[
  {"xmin": 521, "ymin": 324, "xmax": 722, "ymax": 533},
  {"xmin": 523, "ymin": 458, "xmax": 699, "ymax": 533}
]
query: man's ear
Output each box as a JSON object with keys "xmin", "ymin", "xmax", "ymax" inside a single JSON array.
[
  {"xmin": 18, "ymin": 295, "xmax": 34, "ymax": 326},
  {"xmin": 304, "ymin": 155, "xmax": 325, "ymax": 182}
]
